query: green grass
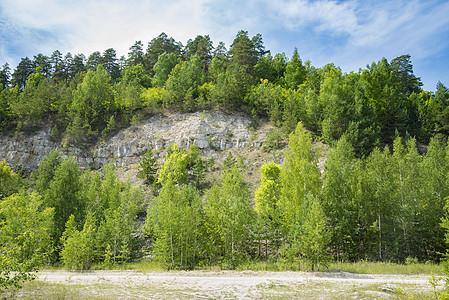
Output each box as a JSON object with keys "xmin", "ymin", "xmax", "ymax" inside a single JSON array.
[
  {"xmin": 327, "ymin": 260, "xmax": 443, "ymax": 275},
  {"xmin": 41, "ymin": 258, "xmax": 444, "ymax": 275}
]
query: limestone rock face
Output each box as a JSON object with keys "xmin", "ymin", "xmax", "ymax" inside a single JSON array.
[{"xmin": 0, "ymin": 111, "xmax": 265, "ymax": 172}]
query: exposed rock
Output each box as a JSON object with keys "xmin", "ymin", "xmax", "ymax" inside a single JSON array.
[{"xmin": 0, "ymin": 111, "xmax": 266, "ymax": 172}]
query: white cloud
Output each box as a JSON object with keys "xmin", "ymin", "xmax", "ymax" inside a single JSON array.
[
  {"xmin": 265, "ymin": 0, "xmax": 358, "ymax": 35},
  {"xmin": 0, "ymin": 0, "xmax": 212, "ymax": 58}
]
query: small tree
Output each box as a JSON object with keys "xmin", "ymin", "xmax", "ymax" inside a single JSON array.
[
  {"xmin": 0, "ymin": 161, "xmax": 20, "ymax": 199},
  {"xmin": 60, "ymin": 213, "xmax": 98, "ymax": 270},
  {"xmin": 301, "ymin": 194, "xmax": 330, "ymax": 271},
  {"xmin": 137, "ymin": 147, "xmax": 158, "ymax": 185}
]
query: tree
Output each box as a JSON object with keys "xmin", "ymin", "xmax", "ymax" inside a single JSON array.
[
  {"xmin": 127, "ymin": 41, "xmax": 144, "ymax": 66},
  {"xmin": 322, "ymin": 135, "xmax": 358, "ymax": 260},
  {"xmin": 0, "ymin": 63, "xmax": 11, "ymax": 87},
  {"xmin": 208, "ymin": 56, "xmax": 227, "ymax": 83},
  {"xmin": 11, "ymin": 57, "xmax": 33, "ymax": 89},
  {"xmin": 415, "ymin": 137, "xmax": 447, "ymax": 260},
  {"xmin": 279, "ymin": 122, "xmax": 321, "ymax": 236},
  {"xmin": 86, "ymin": 51, "xmax": 102, "ymax": 71},
  {"xmin": 364, "ymin": 146, "xmax": 399, "ymax": 261},
  {"xmin": 32, "ymin": 149, "xmax": 63, "ymax": 194},
  {"xmin": 50, "ymin": 50, "xmax": 64, "ymax": 79},
  {"xmin": 211, "ymin": 64, "xmax": 252, "ymax": 110},
  {"xmin": 70, "ymin": 54, "xmax": 86, "ymax": 78},
  {"xmin": 164, "ymin": 55, "xmax": 204, "ymax": 110},
  {"xmin": 61, "ymin": 53, "xmax": 73, "ymax": 81},
  {"xmin": 213, "ymin": 41, "xmax": 227, "ymax": 58},
  {"xmin": 184, "ymin": 35, "xmax": 213, "ymax": 72},
  {"xmin": 137, "ymin": 147, "xmax": 158, "ymax": 185},
  {"xmin": 32, "ymin": 53, "xmax": 51, "ymax": 77},
  {"xmin": 284, "ymin": 48, "xmax": 307, "ymax": 89},
  {"xmin": 44, "ymin": 157, "xmax": 84, "ymax": 250},
  {"xmin": 68, "ymin": 65, "xmax": 115, "ymax": 142},
  {"xmin": 0, "ymin": 191, "xmax": 54, "ymax": 293},
  {"xmin": 144, "ymin": 32, "xmax": 182, "ymax": 75},
  {"xmin": 301, "ymin": 194, "xmax": 329, "ymax": 271},
  {"xmin": 0, "ymin": 161, "xmax": 20, "ymax": 199},
  {"xmin": 360, "ymin": 58, "xmax": 408, "ymax": 143},
  {"xmin": 96, "ymin": 182, "xmax": 146, "ymax": 265},
  {"xmin": 205, "ymin": 165, "xmax": 253, "ymax": 269},
  {"xmin": 157, "ymin": 144, "xmax": 189, "ymax": 185},
  {"xmin": 152, "ymin": 52, "xmax": 179, "ymax": 87},
  {"xmin": 254, "ymin": 162, "xmax": 282, "ymax": 257},
  {"xmin": 254, "ymin": 53, "xmax": 286, "ymax": 84},
  {"xmin": 278, "ymin": 122, "xmax": 322, "ymax": 265},
  {"xmin": 101, "ymin": 48, "xmax": 120, "ymax": 80},
  {"xmin": 228, "ymin": 30, "xmax": 261, "ymax": 76},
  {"xmin": 390, "ymin": 54, "xmax": 422, "ymax": 96},
  {"xmin": 144, "ymin": 180, "xmax": 206, "ymax": 269},
  {"xmin": 246, "ymin": 79, "xmax": 285, "ymax": 124},
  {"xmin": 60, "ymin": 213, "xmax": 98, "ymax": 270},
  {"xmin": 428, "ymin": 82, "xmax": 449, "ymax": 135}
]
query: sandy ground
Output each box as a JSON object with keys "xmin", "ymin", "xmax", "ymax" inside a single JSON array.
[{"xmin": 20, "ymin": 270, "xmax": 441, "ymax": 299}]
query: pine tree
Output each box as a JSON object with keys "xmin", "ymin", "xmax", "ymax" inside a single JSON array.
[{"xmin": 137, "ymin": 147, "xmax": 158, "ymax": 185}]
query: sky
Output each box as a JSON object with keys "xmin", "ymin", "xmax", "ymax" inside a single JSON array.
[{"xmin": 0, "ymin": 0, "xmax": 448, "ymax": 91}]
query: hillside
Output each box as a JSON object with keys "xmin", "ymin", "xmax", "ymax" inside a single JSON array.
[{"xmin": 0, "ymin": 110, "xmax": 289, "ymax": 186}]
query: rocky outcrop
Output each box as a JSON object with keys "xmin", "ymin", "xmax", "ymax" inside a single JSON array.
[{"xmin": 0, "ymin": 111, "xmax": 265, "ymax": 172}]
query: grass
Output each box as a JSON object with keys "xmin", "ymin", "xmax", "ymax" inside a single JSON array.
[
  {"xmin": 122, "ymin": 259, "xmax": 166, "ymax": 272},
  {"xmin": 327, "ymin": 260, "xmax": 443, "ymax": 275},
  {"xmin": 41, "ymin": 258, "xmax": 444, "ymax": 275},
  {"xmin": 235, "ymin": 259, "xmax": 443, "ymax": 275}
]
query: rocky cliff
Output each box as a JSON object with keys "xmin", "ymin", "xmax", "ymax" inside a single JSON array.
[{"xmin": 0, "ymin": 111, "xmax": 269, "ymax": 173}]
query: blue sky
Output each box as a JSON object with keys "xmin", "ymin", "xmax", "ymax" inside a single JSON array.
[{"xmin": 0, "ymin": 0, "xmax": 448, "ymax": 91}]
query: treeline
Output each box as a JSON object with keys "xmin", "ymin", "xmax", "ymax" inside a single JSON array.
[
  {"xmin": 2, "ymin": 124, "xmax": 449, "ymax": 276},
  {"xmin": 0, "ymin": 31, "xmax": 448, "ymax": 153}
]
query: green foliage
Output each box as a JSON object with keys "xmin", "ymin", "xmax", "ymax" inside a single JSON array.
[
  {"xmin": 254, "ymin": 162, "xmax": 283, "ymax": 259},
  {"xmin": 44, "ymin": 156, "xmax": 84, "ymax": 248},
  {"xmin": 0, "ymin": 32, "xmax": 445, "ymax": 154},
  {"xmin": 67, "ymin": 65, "xmax": 115, "ymax": 143},
  {"xmin": 144, "ymin": 180, "xmax": 206, "ymax": 269},
  {"xmin": 157, "ymin": 144, "xmax": 207, "ymax": 187},
  {"xmin": 279, "ymin": 122, "xmax": 321, "ymax": 241},
  {"xmin": 137, "ymin": 147, "xmax": 158, "ymax": 185},
  {"xmin": 2, "ymin": 31, "xmax": 449, "ymax": 273},
  {"xmin": 152, "ymin": 52, "xmax": 179, "ymax": 87},
  {"xmin": 78, "ymin": 162, "xmax": 146, "ymax": 266},
  {"xmin": 157, "ymin": 144, "xmax": 189, "ymax": 185},
  {"xmin": 283, "ymin": 48, "xmax": 307, "ymax": 89},
  {"xmin": 205, "ymin": 165, "xmax": 253, "ymax": 269},
  {"xmin": 255, "ymin": 162, "xmax": 281, "ymax": 219},
  {"xmin": 164, "ymin": 55, "xmax": 204, "ymax": 111},
  {"xmin": 301, "ymin": 194, "xmax": 330, "ymax": 271},
  {"xmin": 322, "ymin": 135, "xmax": 359, "ymax": 261},
  {"xmin": 211, "ymin": 65, "xmax": 253, "ymax": 110},
  {"xmin": 60, "ymin": 213, "xmax": 98, "ymax": 270},
  {"xmin": 144, "ymin": 32, "xmax": 182, "ymax": 75},
  {"xmin": 0, "ymin": 191, "xmax": 54, "ymax": 292},
  {"xmin": 0, "ymin": 161, "xmax": 20, "ymax": 199},
  {"xmin": 32, "ymin": 149, "xmax": 63, "ymax": 194},
  {"xmin": 246, "ymin": 79, "xmax": 286, "ymax": 124},
  {"xmin": 264, "ymin": 128, "xmax": 285, "ymax": 151},
  {"xmin": 97, "ymin": 182, "xmax": 146, "ymax": 264}
]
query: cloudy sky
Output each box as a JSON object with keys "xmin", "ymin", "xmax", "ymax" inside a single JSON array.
[{"xmin": 1, "ymin": 0, "xmax": 448, "ymax": 90}]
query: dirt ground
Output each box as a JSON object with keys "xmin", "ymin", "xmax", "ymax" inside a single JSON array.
[{"xmin": 14, "ymin": 270, "xmax": 443, "ymax": 299}]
